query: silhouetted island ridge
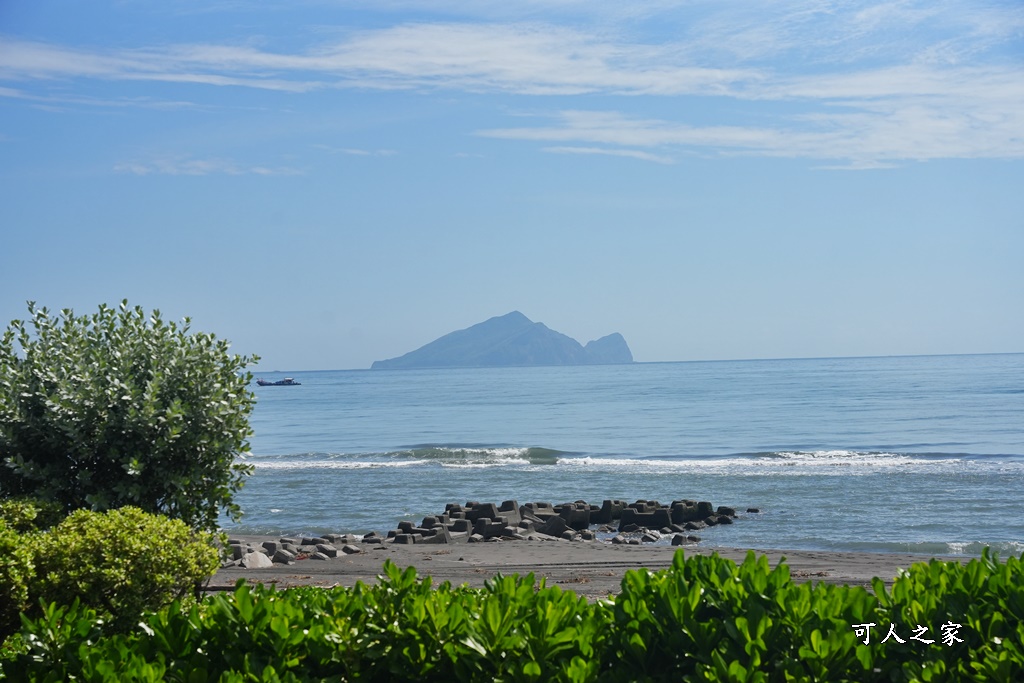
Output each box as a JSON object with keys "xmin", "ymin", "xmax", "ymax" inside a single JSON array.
[{"xmin": 371, "ymin": 312, "xmax": 633, "ymax": 369}]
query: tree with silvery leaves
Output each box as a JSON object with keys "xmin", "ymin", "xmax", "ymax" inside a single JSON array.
[{"xmin": 0, "ymin": 301, "xmax": 258, "ymax": 533}]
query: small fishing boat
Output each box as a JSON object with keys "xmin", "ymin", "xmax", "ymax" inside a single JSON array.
[{"xmin": 256, "ymin": 378, "xmax": 301, "ymax": 386}]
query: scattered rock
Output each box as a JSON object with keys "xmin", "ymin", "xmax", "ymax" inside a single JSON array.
[
  {"xmin": 240, "ymin": 551, "xmax": 274, "ymax": 568},
  {"xmin": 272, "ymin": 549, "xmax": 296, "ymax": 564},
  {"xmin": 225, "ymin": 495, "xmax": 749, "ymax": 569},
  {"xmin": 302, "ymin": 537, "xmax": 329, "ymax": 545},
  {"xmin": 536, "ymin": 515, "xmax": 570, "ymax": 538},
  {"xmin": 316, "ymin": 543, "xmax": 339, "ymax": 558}
]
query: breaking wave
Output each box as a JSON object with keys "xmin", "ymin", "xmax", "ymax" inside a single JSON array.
[
  {"xmin": 242, "ymin": 447, "xmax": 1013, "ymax": 475},
  {"xmin": 247, "ymin": 445, "xmax": 565, "ymax": 470},
  {"xmin": 829, "ymin": 540, "xmax": 1024, "ymax": 557},
  {"xmin": 553, "ymin": 450, "xmax": 994, "ymax": 476}
]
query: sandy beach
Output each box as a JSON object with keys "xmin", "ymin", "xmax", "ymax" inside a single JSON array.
[{"xmin": 211, "ymin": 536, "xmax": 967, "ymax": 601}]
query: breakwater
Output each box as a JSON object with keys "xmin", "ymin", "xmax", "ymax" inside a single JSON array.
[{"xmin": 224, "ymin": 498, "xmax": 753, "ymax": 568}]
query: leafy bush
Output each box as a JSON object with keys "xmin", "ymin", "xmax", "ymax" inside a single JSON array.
[
  {"xmin": 606, "ymin": 549, "xmax": 1024, "ymax": 682},
  {"xmin": 0, "ymin": 300, "xmax": 258, "ymax": 532},
  {"xmin": 0, "ymin": 497, "xmax": 64, "ymax": 533},
  {"xmin": 7, "ymin": 562, "xmax": 610, "ymax": 682},
  {"xmin": 872, "ymin": 548, "xmax": 1024, "ymax": 681},
  {"xmin": 31, "ymin": 507, "xmax": 220, "ymax": 631},
  {"xmin": 4, "ymin": 550, "xmax": 1023, "ymax": 681},
  {"xmin": 0, "ymin": 520, "xmax": 34, "ymax": 640}
]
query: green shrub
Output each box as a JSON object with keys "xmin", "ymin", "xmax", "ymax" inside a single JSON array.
[
  {"xmin": 607, "ymin": 551, "xmax": 878, "ymax": 681},
  {"xmin": 4, "ymin": 550, "xmax": 1023, "ymax": 681},
  {"xmin": 31, "ymin": 507, "xmax": 220, "ymax": 631},
  {"xmin": 0, "ymin": 300, "xmax": 258, "ymax": 532},
  {"xmin": 872, "ymin": 548, "xmax": 1024, "ymax": 681},
  {"xmin": 5, "ymin": 562, "xmax": 611, "ymax": 682},
  {"xmin": 0, "ymin": 520, "xmax": 34, "ymax": 639},
  {"xmin": 0, "ymin": 497, "xmax": 64, "ymax": 533}
]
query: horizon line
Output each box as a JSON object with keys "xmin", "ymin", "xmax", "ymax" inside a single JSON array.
[{"xmin": 252, "ymin": 350, "xmax": 1024, "ymax": 374}]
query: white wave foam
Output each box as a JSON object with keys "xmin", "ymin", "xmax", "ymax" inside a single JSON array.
[
  {"xmin": 440, "ymin": 458, "xmax": 531, "ymax": 469},
  {"xmin": 476, "ymin": 447, "xmax": 530, "ymax": 458},
  {"xmin": 251, "ymin": 449, "xmax": 535, "ymax": 470},
  {"xmin": 764, "ymin": 450, "xmax": 947, "ymax": 467},
  {"xmin": 553, "ymin": 450, "xmax": 968, "ymax": 475},
  {"xmin": 253, "ymin": 460, "xmax": 425, "ymax": 470},
  {"xmin": 248, "ymin": 449, "xmax": 986, "ymax": 474},
  {"xmin": 560, "ymin": 456, "xmax": 707, "ymax": 471},
  {"xmin": 394, "ymin": 446, "xmax": 537, "ymax": 460},
  {"xmin": 946, "ymin": 540, "xmax": 1024, "ymax": 556}
]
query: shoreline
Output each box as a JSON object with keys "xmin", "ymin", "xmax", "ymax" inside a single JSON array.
[{"xmin": 211, "ymin": 536, "xmax": 969, "ymax": 600}]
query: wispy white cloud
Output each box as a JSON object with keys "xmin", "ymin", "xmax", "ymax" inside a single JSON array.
[
  {"xmin": 315, "ymin": 145, "xmax": 397, "ymax": 156},
  {"xmin": 0, "ymin": 27, "xmax": 756, "ymax": 96},
  {"xmin": 0, "ymin": 74, "xmax": 223, "ymax": 115},
  {"xmin": 0, "ymin": 85, "xmax": 26, "ymax": 99},
  {"xmin": 0, "ymin": 82, "xmax": 203, "ymax": 111},
  {"xmin": 2, "ymin": 13, "xmax": 1018, "ymax": 100},
  {"xmin": 114, "ymin": 157, "xmax": 303, "ymax": 176},
  {"xmin": 315, "ymin": 23, "xmax": 756, "ymax": 95},
  {"xmin": 483, "ymin": 111, "xmax": 785, "ymax": 152},
  {"xmin": 770, "ymin": 63, "xmax": 1024, "ymax": 102},
  {"xmin": 667, "ymin": 0, "xmax": 1024, "ymax": 67},
  {"xmin": 542, "ymin": 145, "xmax": 675, "ymax": 164},
  {"xmin": 481, "ymin": 95, "xmax": 1024, "ymax": 166},
  {"xmin": 2, "ymin": 1, "xmax": 1022, "ymax": 166},
  {"xmin": 0, "ymin": 39, "xmax": 321, "ymax": 92}
]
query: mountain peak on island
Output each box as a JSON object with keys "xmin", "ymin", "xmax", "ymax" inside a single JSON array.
[{"xmin": 370, "ymin": 312, "xmax": 633, "ymax": 370}]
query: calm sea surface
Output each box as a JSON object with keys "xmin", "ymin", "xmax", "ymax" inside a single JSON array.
[{"xmin": 222, "ymin": 354, "xmax": 1024, "ymax": 556}]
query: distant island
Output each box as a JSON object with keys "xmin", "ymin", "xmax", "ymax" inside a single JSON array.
[{"xmin": 371, "ymin": 312, "xmax": 634, "ymax": 369}]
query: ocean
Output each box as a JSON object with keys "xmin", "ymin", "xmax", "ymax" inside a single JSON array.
[{"xmin": 222, "ymin": 353, "xmax": 1024, "ymax": 557}]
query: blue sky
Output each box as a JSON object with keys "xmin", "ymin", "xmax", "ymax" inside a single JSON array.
[{"xmin": 2, "ymin": 1, "xmax": 1022, "ymax": 370}]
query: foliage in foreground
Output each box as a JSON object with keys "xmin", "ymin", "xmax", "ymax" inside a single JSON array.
[
  {"xmin": 0, "ymin": 505, "xmax": 219, "ymax": 639},
  {"xmin": 0, "ymin": 498, "xmax": 63, "ymax": 534},
  {"xmin": 31, "ymin": 507, "xmax": 220, "ymax": 631},
  {"xmin": 0, "ymin": 300, "xmax": 258, "ymax": 532},
  {"xmin": 4, "ymin": 549, "xmax": 1022, "ymax": 682},
  {"xmin": 0, "ymin": 521, "xmax": 32, "ymax": 637},
  {"xmin": 0, "ymin": 497, "xmax": 63, "ymax": 637}
]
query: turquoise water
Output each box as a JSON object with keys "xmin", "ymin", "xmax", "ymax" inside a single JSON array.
[{"xmin": 223, "ymin": 353, "xmax": 1024, "ymax": 556}]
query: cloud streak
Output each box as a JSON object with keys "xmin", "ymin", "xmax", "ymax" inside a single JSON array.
[
  {"xmin": 542, "ymin": 145, "xmax": 675, "ymax": 164},
  {"xmin": 114, "ymin": 157, "xmax": 303, "ymax": 176},
  {"xmin": 314, "ymin": 145, "xmax": 398, "ymax": 157},
  {"xmin": 2, "ymin": 2, "xmax": 1022, "ymax": 166},
  {"xmin": 481, "ymin": 96, "xmax": 1024, "ymax": 166},
  {"xmin": 0, "ymin": 27, "xmax": 755, "ymax": 97}
]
